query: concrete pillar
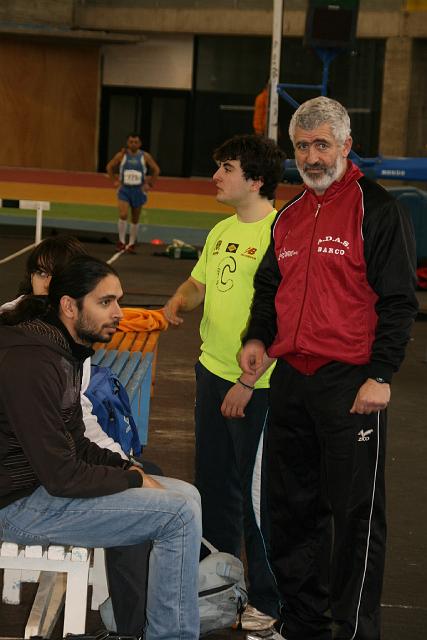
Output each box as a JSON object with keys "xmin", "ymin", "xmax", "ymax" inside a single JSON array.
[
  {"xmin": 379, "ymin": 36, "xmax": 413, "ymax": 156},
  {"xmin": 407, "ymin": 39, "xmax": 427, "ymax": 157}
]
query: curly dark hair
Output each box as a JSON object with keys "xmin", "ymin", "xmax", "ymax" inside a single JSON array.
[{"xmin": 213, "ymin": 134, "xmax": 285, "ymax": 200}]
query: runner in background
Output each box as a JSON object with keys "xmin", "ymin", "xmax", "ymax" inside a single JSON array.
[{"xmin": 107, "ymin": 133, "xmax": 160, "ymax": 254}]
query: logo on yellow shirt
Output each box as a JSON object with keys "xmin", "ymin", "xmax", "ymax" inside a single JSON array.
[
  {"xmin": 213, "ymin": 240, "xmax": 222, "ymax": 255},
  {"xmin": 226, "ymin": 243, "xmax": 239, "ymax": 253},
  {"xmin": 242, "ymin": 247, "xmax": 257, "ymax": 259}
]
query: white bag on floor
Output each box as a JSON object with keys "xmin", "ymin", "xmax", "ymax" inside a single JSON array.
[
  {"xmin": 99, "ymin": 538, "xmax": 248, "ymax": 637},
  {"xmin": 198, "ymin": 538, "xmax": 248, "ymax": 636}
]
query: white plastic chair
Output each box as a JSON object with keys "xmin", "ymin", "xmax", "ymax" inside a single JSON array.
[{"xmin": 0, "ymin": 541, "xmax": 96, "ymax": 638}]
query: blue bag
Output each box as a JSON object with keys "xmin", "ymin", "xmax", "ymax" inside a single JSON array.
[{"xmin": 86, "ymin": 364, "xmax": 142, "ymax": 456}]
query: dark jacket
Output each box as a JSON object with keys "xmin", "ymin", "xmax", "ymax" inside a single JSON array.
[
  {"xmin": 0, "ymin": 316, "xmax": 142, "ymax": 509},
  {"xmin": 245, "ymin": 162, "xmax": 418, "ymax": 382}
]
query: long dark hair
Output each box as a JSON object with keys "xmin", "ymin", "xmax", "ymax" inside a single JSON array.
[
  {"xmin": 1, "ymin": 256, "xmax": 119, "ymax": 326},
  {"xmin": 48, "ymin": 256, "xmax": 119, "ymax": 313},
  {"xmin": 18, "ymin": 235, "xmax": 87, "ymax": 295}
]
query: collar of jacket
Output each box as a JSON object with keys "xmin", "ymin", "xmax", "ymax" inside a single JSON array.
[{"xmin": 45, "ymin": 311, "xmax": 94, "ymax": 362}]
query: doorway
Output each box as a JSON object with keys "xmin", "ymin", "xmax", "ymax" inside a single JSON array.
[{"xmin": 99, "ymin": 87, "xmax": 192, "ymax": 177}]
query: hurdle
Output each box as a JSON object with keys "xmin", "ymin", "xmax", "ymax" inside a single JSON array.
[{"xmin": 0, "ymin": 199, "xmax": 50, "ymax": 265}]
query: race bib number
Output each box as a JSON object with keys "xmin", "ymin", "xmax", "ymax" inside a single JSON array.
[{"xmin": 123, "ymin": 169, "xmax": 143, "ymax": 186}]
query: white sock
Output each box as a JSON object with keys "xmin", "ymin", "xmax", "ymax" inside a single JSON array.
[
  {"xmin": 118, "ymin": 219, "xmax": 127, "ymax": 244},
  {"xmin": 129, "ymin": 223, "xmax": 139, "ymax": 245}
]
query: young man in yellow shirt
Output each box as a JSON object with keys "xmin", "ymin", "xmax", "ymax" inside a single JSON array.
[{"xmin": 164, "ymin": 134, "xmax": 285, "ymax": 632}]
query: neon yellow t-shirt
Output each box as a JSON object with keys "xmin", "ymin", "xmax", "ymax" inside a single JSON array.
[{"xmin": 191, "ymin": 210, "xmax": 276, "ymax": 388}]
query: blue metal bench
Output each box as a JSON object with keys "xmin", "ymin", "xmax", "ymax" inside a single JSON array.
[{"xmin": 91, "ymin": 348, "xmax": 153, "ymax": 446}]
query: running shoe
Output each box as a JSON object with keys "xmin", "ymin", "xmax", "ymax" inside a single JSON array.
[
  {"xmin": 241, "ymin": 605, "xmax": 277, "ymax": 631},
  {"xmin": 125, "ymin": 244, "xmax": 136, "ymax": 254},
  {"xmin": 116, "ymin": 241, "xmax": 126, "ymax": 251}
]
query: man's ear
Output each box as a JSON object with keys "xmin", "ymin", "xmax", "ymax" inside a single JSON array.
[
  {"xmin": 59, "ymin": 295, "xmax": 78, "ymax": 319},
  {"xmin": 342, "ymin": 136, "xmax": 353, "ymax": 158},
  {"xmin": 251, "ymin": 177, "xmax": 264, "ymax": 193}
]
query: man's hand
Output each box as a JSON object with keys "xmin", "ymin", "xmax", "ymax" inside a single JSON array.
[
  {"xmin": 129, "ymin": 465, "xmax": 164, "ymax": 489},
  {"xmin": 142, "ymin": 474, "xmax": 164, "ymax": 489},
  {"xmin": 221, "ymin": 383, "xmax": 253, "ymax": 418},
  {"xmin": 163, "ymin": 294, "xmax": 185, "ymax": 325},
  {"xmin": 350, "ymin": 379, "xmax": 391, "ymax": 415},
  {"xmin": 163, "ymin": 278, "xmax": 205, "ymax": 326},
  {"xmin": 239, "ymin": 339, "xmax": 266, "ymax": 376}
]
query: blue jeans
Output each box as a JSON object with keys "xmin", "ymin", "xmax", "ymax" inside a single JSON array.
[{"xmin": 0, "ymin": 476, "xmax": 202, "ymax": 640}]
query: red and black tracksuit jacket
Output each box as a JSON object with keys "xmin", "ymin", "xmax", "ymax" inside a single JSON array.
[{"xmin": 246, "ymin": 161, "xmax": 418, "ymax": 380}]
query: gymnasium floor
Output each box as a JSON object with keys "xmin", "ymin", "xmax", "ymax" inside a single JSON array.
[{"xmin": 0, "ymin": 225, "xmax": 426, "ymax": 636}]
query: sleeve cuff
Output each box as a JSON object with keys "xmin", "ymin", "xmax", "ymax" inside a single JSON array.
[
  {"xmin": 367, "ymin": 361, "xmax": 394, "ymax": 384},
  {"xmin": 243, "ymin": 326, "xmax": 272, "ymax": 349},
  {"xmin": 126, "ymin": 470, "xmax": 144, "ymax": 488}
]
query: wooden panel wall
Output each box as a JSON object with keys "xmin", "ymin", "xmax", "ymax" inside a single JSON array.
[{"xmin": 0, "ymin": 39, "xmax": 100, "ymax": 171}]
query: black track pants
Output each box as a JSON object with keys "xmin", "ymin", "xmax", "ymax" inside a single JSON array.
[
  {"xmin": 194, "ymin": 361, "xmax": 278, "ymax": 618},
  {"xmin": 268, "ymin": 360, "xmax": 386, "ymax": 640}
]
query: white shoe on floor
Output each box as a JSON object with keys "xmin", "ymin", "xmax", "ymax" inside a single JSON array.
[{"xmin": 241, "ymin": 604, "xmax": 277, "ymax": 630}]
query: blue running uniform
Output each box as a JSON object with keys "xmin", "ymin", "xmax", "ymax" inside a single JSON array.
[{"xmin": 118, "ymin": 150, "xmax": 147, "ymax": 208}]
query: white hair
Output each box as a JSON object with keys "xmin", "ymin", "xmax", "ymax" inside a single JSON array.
[{"xmin": 289, "ymin": 97, "xmax": 351, "ymax": 146}]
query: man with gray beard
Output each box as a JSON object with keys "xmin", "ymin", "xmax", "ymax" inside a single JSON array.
[{"xmin": 240, "ymin": 97, "xmax": 418, "ymax": 640}]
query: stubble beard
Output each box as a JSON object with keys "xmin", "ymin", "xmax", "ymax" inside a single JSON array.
[{"xmin": 75, "ymin": 317, "xmax": 119, "ymax": 345}]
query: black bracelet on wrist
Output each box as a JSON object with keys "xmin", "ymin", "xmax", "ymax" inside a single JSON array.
[{"xmin": 237, "ymin": 377, "xmax": 255, "ymax": 391}]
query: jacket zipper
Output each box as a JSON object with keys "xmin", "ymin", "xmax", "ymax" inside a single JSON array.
[{"xmin": 293, "ymin": 202, "xmax": 321, "ymax": 353}]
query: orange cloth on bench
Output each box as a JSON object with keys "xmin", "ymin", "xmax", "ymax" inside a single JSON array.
[{"xmin": 118, "ymin": 308, "xmax": 168, "ymax": 333}]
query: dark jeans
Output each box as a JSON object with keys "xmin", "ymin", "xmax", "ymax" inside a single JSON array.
[
  {"xmin": 194, "ymin": 361, "xmax": 278, "ymax": 618},
  {"xmin": 268, "ymin": 360, "xmax": 387, "ymax": 640}
]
